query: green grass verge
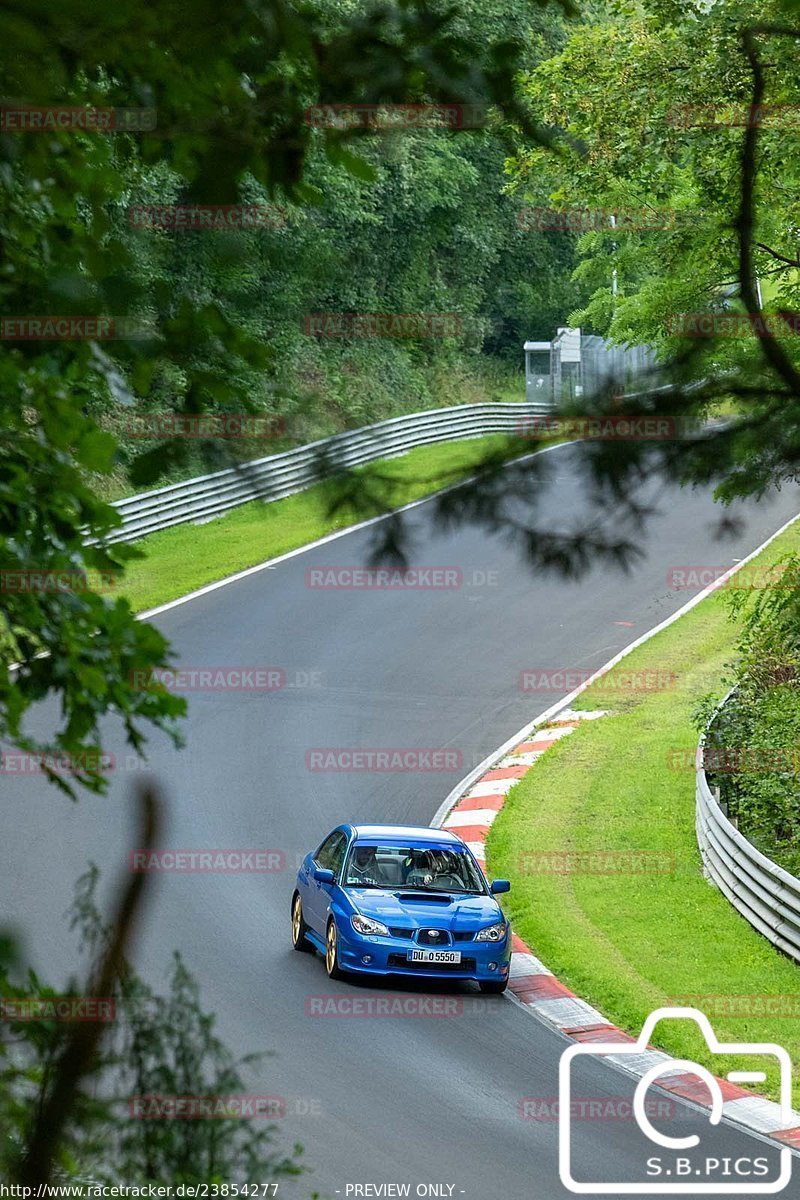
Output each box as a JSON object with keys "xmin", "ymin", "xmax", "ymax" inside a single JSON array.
[
  {"xmin": 120, "ymin": 434, "xmax": 537, "ymax": 613},
  {"xmin": 488, "ymin": 518, "xmax": 800, "ymax": 1105}
]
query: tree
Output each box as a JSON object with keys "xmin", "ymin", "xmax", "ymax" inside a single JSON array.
[{"xmin": 502, "ymin": 0, "xmax": 800, "ymax": 511}]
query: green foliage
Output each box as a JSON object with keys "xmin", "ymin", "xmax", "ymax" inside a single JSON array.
[
  {"xmin": 112, "ymin": 959, "xmax": 302, "ymax": 1185},
  {"xmin": 0, "ymin": 935, "xmax": 111, "ymax": 1177},
  {"xmin": 0, "ymin": 372, "xmax": 187, "ymax": 797},
  {"xmin": 702, "ymin": 555, "xmax": 800, "ymax": 873},
  {"xmin": 508, "ymin": 0, "xmax": 800, "ymax": 354},
  {"xmin": 498, "ymin": 0, "xmax": 800, "ymax": 540}
]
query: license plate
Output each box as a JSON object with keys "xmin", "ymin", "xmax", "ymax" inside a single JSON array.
[{"xmin": 408, "ymin": 949, "xmax": 461, "ymax": 964}]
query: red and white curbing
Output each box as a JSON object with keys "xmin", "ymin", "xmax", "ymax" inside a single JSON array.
[
  {"xmin": 437, "ymin": 706, "xmax": 800, "ymax": 1153},
  {"xmin": 440, "ymin": 715, "xmax": 591, "ymax": 876}
]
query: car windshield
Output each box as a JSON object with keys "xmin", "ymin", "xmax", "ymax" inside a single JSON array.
[{"xmin": 342, "ymin": 843, "xmax": 485, "ymax": 894}]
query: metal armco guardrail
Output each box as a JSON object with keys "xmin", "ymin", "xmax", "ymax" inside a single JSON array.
[
  {"xmin": 106, "ymin": 401, "xmax": 555, "ymax": 544},
  {"xmin": 696, "ymin": 702, "xmax": 800, "ymax": 962}
]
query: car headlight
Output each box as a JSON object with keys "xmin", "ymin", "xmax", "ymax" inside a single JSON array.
[
  {"xmin": 351, "ymin": 914, "xmax": 390, "ymax": 937},
  {"xmin": 476, "ymin": 921, "xmax": 507, "ymax": 942}
]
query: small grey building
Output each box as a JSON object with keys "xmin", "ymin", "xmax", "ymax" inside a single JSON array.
[{"xmin": 525, "ymin": 327, "xmax": 657, "ymax": 406}]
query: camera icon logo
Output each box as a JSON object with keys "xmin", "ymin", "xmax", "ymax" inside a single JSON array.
[{"xmin": 559, "ymin": 1007, "xmax": 792, "ymax": 1194}]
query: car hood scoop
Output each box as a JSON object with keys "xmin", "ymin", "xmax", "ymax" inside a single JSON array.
[{"xmin": 396, "ymin": 892, "xmax": 452, "ymax": 903}]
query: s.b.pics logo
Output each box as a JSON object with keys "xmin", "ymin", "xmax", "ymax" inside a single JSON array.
[{"xmin": 559, "ymin": 1008, "xmax": 792, "ymax": 1194}]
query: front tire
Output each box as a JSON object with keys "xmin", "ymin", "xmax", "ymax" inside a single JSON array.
[
  {"xmin": 325, "ymin": 919, "xmax": 347, "ymax": 980},
  {"xmin": 291, "ymin": 893, "xmax": 312, "ymax": 952},
  {"xmin": 479, "ymin": 978, "xmax": 508, "ymax": 994}
]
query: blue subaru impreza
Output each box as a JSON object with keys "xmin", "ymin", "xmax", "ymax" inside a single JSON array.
[{"xmin": 291, "ymin": 824, "xmax": 511, "ymax": 992}]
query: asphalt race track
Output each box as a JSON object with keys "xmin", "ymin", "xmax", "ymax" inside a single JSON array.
[{"xmin": 3, "ymin": 442, "xmax": 800, "ymax": 1198}]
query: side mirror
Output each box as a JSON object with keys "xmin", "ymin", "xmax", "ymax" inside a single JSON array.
[
  {"xmin": 490, "ymin": 879, "xmax": 510, "ymax": 895},
  {"xmin": 314, "ymin": 867, "xmax": 335, "ymax": 885}
]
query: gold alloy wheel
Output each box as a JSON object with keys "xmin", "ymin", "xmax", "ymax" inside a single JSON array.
[
  {"xmin": 326, "ymin": 922, "xmax": 337, "ymax": 974},
  {"xmin": 292, "ymin": 896, "xmax": 302, "ymax": 944}
]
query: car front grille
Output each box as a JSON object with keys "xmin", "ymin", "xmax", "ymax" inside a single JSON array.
[
  {"xmin": 387, "ymin": 928, "xmax": 473, "ymax": 942},
  {"xmin": 416, "ymin": 928, "xmax": 452, "ymax": 946},
  {"xmin": 387, "ymin": 954, "xmax": 477, "ymax": 973}
]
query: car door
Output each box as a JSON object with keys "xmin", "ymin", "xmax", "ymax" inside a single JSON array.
[{"xmin": 305, "ymin": 830, "xmax": 348, "ymax": 934}]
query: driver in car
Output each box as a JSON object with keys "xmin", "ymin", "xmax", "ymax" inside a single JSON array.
[
  {"xmin": 348, "ymin": 845, "xmax": 383, "ymax": 886},
  {"xmin": 405, "ymin": 849, "xmax": 461, "ymax": 890},
  {"xmin": 405, "ymin": 849, "xmax": 436, "ymax": 887}
]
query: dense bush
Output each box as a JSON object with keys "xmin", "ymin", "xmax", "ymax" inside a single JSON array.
[{"xmin": 697, "ymin": 555, "xmax": 800, "ymax": 874}]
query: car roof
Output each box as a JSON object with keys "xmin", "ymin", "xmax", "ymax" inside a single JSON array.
[{"xmin": 350, "ymin": 824, "xmax": 462, "ymax": 843}]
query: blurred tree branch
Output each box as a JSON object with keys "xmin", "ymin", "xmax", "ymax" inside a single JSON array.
[{"xmin": 18, "ymin": 782, "xmax": 159, "ymax": 1186}]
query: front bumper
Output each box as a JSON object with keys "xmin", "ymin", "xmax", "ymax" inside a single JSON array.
[{"xmin": 335, "ymin": 922, "xmax": 511, "ymax": 981}]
